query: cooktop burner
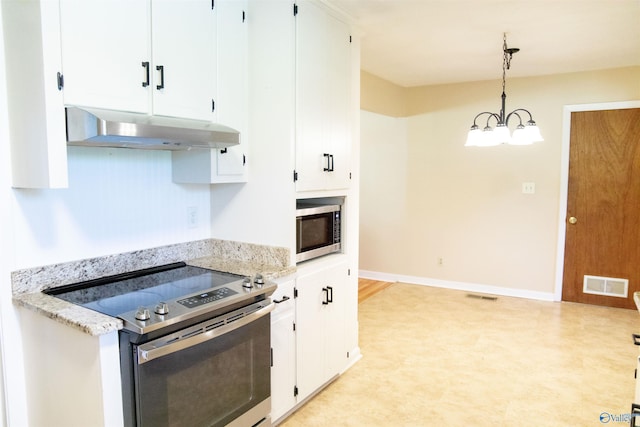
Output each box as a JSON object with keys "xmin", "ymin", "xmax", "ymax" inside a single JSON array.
[{"xmin": 46, "ymin": 262, "xmax": 276, "ymax": 335}]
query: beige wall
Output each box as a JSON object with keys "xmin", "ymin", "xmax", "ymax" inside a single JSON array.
[
  {"xmin": 360, "ymin": 70, "xmax": 408, "ymax": 117},
  {"xmin": 359, "ymin": 66, "xmax": 640, "ymax": 296}
]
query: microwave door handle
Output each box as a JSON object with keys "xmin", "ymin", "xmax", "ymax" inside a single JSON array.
[
  {"xmin": 297, "ymin": 218, "xmax": 303, "ymax": 254},
  {"xmin": 136, "ymin": 302, "xmax": 275, "ymax": 364}
]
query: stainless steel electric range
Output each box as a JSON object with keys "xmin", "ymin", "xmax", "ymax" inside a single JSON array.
[{"xmin": 46, "ymin": 262, "xmax": 276, "ymax": 427}]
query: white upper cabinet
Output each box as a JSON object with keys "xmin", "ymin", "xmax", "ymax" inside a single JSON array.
[
  {"xmin": 3, "ymin": 0, "xmax": 68, "ymax": 188},
  {"xmin": 59, "ymin": 0, "xmax": 151, "ymax": 114},
  {"xmin": 211, "ymin": 0, "xmax": 248, "ymax": 180},
  {"xmin": 59, "ymin": 0, "xmax": 245, "ymax": 123},
  {"xmin": 151, "ymin": 0, "xmax": 217, "ymax": 121},
  {"xmin": 295, "ymin": 0, "xmax": 352, "ymax": 192},
  {"xmin": 171, "ymin": 0, "xmax": 248, "ymax": 184},
  {"xmin": 60, "ymin": 0, "xmax": 248, "ymax": 184}
]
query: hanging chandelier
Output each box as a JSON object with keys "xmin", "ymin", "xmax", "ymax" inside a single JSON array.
[{"xmin": 465, "ymin": 33, "xmax": 543, "ymax": 147}]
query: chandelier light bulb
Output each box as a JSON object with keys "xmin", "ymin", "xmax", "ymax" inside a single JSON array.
[
  {"xmin": 523, "ymin": 120, "xmax": 544, "ymax": 142},
  {"xmin": 465, "ymin": 125, "xmax": 482, "ymax": 146},
  {"xmin": 480, "ymin": 126, "xmax": 501, "ymax": 147},
  {"xmin": 510, "ymin": 124, "xmax": 532, "ymax": 145},
  {"xmin": 493, "ymin": 123, "xmax": 511, "ymax": 144}
]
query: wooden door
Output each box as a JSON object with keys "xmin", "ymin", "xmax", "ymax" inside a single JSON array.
[{"xmin": 562, "ymin": 108, "xmax": 640, "ymax": 309}]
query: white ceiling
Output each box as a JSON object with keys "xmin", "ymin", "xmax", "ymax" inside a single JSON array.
[{"xmin": 325, "ymin": 0, "xmax": 640, "ymax": 87}]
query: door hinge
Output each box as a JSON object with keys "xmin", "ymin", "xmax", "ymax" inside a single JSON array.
[
  {"xmin": 294, "ymin": 288, "xmax": 298, "ymax": 298},
  {"xmin": 293, "ymin": 170, "xmax": 298, "ymax": 182},
  {"xmin": 293, "ymin": 3, "xmax": 298, "ymax": 16},
  {"xmin": 243, "ymin": 154, "xmax": 246, "ymax": 166},
  {"xmin": 349, "ymin": 35, "xmax": 352, "ymax": 43},
  {"xmin": 270, "ymin": 348, "xmax": 273, "ymax": 367},
  {"xmin": 347, "ymin": 351, "xmax": 350, "ymax": 358},
  {"xmin": 294, "ymin": 386, "xmax": 299, "ymax": 397},
  {"xmin": 56, "ymin": 72, "xmax": 64, "ymax": 90},
  {"xmin": 212, "ymin": 99, "xmax": 215, "ymax": 112},
  {"xmin": 348, "ymin": 268, "xmax": 351, "ymax": 276},
  {"xmin": 242, "ymin": 10, "xmax": 246, "ymax": 22},
  {"xmin": 211, "ymin": 0, "xmax": 214, "ymax": 10},
  {"xmin": 293, "ymin": 321, "xmax": 296, "ymax": 332},
  {"xmin": 349, "ymin": 172, "xmax": 352, "ymax": 180}
]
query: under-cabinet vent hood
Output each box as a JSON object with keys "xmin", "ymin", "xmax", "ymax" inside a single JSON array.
[{"xmin": 65, "ymin": 107, "xmax": 240, "ymax": 150}]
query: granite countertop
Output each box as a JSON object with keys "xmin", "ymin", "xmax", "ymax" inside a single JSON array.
[
  {"xmin": 12, "ymin": 239, "xmax": 295, "ymax": 336},
  {"xmin": 187, "ymin": 256, "xmax": 296, "ymax": 279}
]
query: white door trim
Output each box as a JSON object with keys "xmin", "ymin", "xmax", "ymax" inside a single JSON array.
[{"xmin": 554, "ymin": 100, "xmax": 640, "ymax": 301}]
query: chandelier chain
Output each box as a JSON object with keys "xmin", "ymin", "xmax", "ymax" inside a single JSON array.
[{"xmin": 502, "ymin": 33, "xmax": 509, "ymax": 95}]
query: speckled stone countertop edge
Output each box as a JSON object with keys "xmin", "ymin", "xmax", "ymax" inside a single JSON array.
[
  {"xmin": 11, "ymin": 239, "xmax": 295, "ymax": 337},
  {"xmin": 13, "ymin": 292, "xmax": 123, "ymax": 336}
]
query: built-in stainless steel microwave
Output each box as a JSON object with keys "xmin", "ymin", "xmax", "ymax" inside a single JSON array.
[{"xmin": 296, "ymin": 203, "xmax": 342, "ymax": 263}]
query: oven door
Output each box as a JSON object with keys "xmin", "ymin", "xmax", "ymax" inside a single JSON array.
[{"xmin": 133, "ymin": 303, "xmax": 274, "ymax": 427}]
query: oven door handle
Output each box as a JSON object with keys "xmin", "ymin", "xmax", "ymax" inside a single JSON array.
[{"xmin": 137, "ymin": 302, "xmax": 275, "ymax": 364}]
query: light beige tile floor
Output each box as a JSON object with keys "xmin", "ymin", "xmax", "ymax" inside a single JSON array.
[{"xmin": 279, "ymin": 283, "xmax": 639, "ymax": 427}]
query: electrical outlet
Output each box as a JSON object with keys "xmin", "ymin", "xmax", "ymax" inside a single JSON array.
[
  {"xmin": 438, "ymin": 257, "xmax": 444, "ymax": 266},
  {"xmin": 187, "ymin": 206, "xmax": 198, "ymax": 228},
  {"xmin": 522, "ymin": 182, "xmax": 536, "ymax": 194}
]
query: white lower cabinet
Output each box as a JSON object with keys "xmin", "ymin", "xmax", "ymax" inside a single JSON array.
[
  {"xmin": 295, "ymin": 258, "xmax": 349, "ymax": 401},
  {"xmin": 270, "ymin": 258, "xmax": 352, "ymax": 422},
  {"xmin": 270, "ymin": 278, "xmax": 296, "ymax": 422}
]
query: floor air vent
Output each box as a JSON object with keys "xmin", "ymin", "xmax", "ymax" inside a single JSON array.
[
  {"xmin": 466, "ymin": 294, "xmax": 498, "ymax": 301},
  {"xmin": 583, "ymin": 275, "xmax": 628, "ymax": 298}
]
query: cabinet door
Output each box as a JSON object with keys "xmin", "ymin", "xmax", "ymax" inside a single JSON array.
[
  {"xmin": 323, "ymin": 266, "xmax": 347, "ymax": 377},
  {"xmin": 322, "ymin": 13, "xmax": 351, "ymax": 191},
  {"xmin": 295, "ymin": 260, "xmax": 348, "ymax": 400},
  {"xmin": 168, "ymin": 0, "xmax": 249, "ymax": 184},
  {"xmin": 60, "ymin": 0, "xmax": 151, "ymax": 113},
  {"xmin": 3, "ymin": 0, "xmax": 69, "ymax": 188},
  {"xmin": 215, "ymin": 0, "xmax": 248, "ymax": 178},
  {"xmin": 151, "ymin": 0, "xmax": 217, "ymax": 120},
  {"xmin": 271, "ymin": 279, "xmax": 296, "ymax": 421},
  {"xmin": 216, "ymin": 147, "xmax": 247, "ymax": 179},
  {"xmin": 271, "ymin": 309, "xmax": 296, "ymax": 421},
  {"xmin": 294, "ymin": 269, "xmax": 325, "ymax": 401},
  {"xmin": 295, "ymin": 1, "xmax": 351, "ymax": 192}
]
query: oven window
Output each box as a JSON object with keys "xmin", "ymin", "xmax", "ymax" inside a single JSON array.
[
  {"xmin": 298, "ymin": 213, "xmax": 333, "ymax": 252},
  {"xmin": 134, "ymin": 316, "xmax": 270, "ymax": 427}
]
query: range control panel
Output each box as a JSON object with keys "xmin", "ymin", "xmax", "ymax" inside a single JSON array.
[{"xmin": 177, "ymin": 287, "xmax": 238, "ymax": 309}]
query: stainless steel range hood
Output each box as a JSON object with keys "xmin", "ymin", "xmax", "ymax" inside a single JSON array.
[{"xmin": 66, "ymin": 107, "xmax": 240, "ymax": 150}]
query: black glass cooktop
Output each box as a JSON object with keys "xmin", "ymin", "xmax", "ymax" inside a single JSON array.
[{"xmin": 46, "ymin": 262, "xmax": 243, "ymax": 317}]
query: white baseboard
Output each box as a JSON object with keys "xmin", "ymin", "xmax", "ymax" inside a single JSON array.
[
  {"xmin": 358, "ymin": 270, "xmax": 557, "ymax": 302},
  {"xmin": 342, "ymin": 346, "xmax": 362, "ymax": 374}
]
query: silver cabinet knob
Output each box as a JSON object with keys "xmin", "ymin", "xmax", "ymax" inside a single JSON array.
[
  {"xmin": 242, "ymin": 277, "xmax": 253, "ymax": 288},
  {"xmin": 568, "ymin": 216, "xmax": 578, "ymax": 225}
]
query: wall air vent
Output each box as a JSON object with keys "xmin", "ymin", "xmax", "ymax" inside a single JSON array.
[{"xmin": 583, "ymin": 275, "xmax": 628, "ymax": 298}]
